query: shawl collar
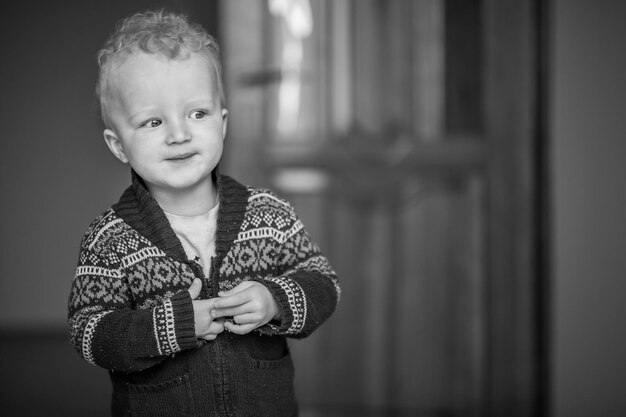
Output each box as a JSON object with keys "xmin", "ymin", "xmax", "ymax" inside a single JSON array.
[{"xmin": 111, "ymin": 169, "xmax": 250, "ymax": 264}]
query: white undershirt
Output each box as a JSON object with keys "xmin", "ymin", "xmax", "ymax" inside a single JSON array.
[{"xmin": 164, "ymin": 203, "xmax": 219, "ymax": 277}]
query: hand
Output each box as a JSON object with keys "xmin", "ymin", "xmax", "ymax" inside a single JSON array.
[
  {"xmin": 188, "ymin": 278, "xmax": 225, "ymax": 340},
  {"xmin": 211, "ymin": 281, "xmax": 281, "ymax": 335}
]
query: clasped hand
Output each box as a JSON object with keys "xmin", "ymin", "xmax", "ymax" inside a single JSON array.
[{"xmin": 188, "ymin": 278, "xmax": 281, "ymax": 340}]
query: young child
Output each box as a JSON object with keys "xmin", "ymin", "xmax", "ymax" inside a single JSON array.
[{"xmin": 67, "ymin": 9, "xmax": 340, "ymax": 417}]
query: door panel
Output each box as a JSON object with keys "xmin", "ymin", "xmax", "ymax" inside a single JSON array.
[{"xmin": 220, "ymin": 0, "xmax": 543, "ymax": 415}]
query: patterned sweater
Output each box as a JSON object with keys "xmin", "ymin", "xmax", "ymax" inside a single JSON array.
[{"xmin": 68, "ymin": 172, "xmax": 340, "ymax": 417}]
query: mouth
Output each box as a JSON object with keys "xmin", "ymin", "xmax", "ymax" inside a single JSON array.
[{"xmin": 167, "ymin": 152, "xmax": 195, "ymax": 161}]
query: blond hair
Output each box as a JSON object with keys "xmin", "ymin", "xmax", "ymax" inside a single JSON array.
[{"xmin": 96, "ymin": 10, "xmax": 224, "ymax": 125}]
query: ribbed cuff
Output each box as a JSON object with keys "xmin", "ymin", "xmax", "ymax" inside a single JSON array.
[{"xmin": 169, "ymin": 290, "xmax": 199, "ymax": 350}]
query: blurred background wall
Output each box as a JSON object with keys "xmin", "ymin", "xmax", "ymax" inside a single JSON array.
[
  {"xmin": 0, "ymin": 0, "xmax": 624, "ymax": 416},
  {"xmin": 550, "ymin": 1, "xmax": 626, "ymax": 416}
]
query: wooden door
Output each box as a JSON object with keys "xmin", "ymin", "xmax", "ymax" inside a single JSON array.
[{"xmin": 220, "ymin": 1, "xmax": 546, "ymax": 416}]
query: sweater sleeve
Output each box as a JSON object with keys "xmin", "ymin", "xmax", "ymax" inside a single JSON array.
[
  {"xmin": 68, "ymin": 246, "xmax": 199, "ymax": 372},
  {"xmin": 253, "ymin": 210, "xmax": 340, "ymax": 338}
]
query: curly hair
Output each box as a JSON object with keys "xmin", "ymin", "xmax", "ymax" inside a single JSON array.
[{"xmin": 96, "ymin": 10, "xmax": 224, "ymax": 125}]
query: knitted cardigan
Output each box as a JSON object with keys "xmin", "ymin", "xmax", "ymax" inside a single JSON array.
[{"xmin": 68, "ymin": 171, "xmax": 340, "ymax": 417}]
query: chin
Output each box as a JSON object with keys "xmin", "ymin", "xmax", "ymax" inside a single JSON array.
[{"xmin": 171, "ymin": 176, "xmax": 213, "ymax": 191}]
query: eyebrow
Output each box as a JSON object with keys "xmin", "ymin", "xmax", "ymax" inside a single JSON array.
[
  {"xmin": 128, "ymin": 108, "xmax": 159, "ymax": 123},
  {"xmin": 127, "ymin": 99, "xmax": 217, "ymax": 121}
]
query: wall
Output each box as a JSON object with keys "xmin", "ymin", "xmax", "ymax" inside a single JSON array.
[
  {"xmin": 0, "ymin": 0, "xmax": 218, "ymax": 330},
  {"xmin": 551, "ymin": 1, "xmax": 626, "ymax": 416}
]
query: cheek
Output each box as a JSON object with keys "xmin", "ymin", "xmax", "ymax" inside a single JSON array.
[
  {"xmin": 196, "ymin": 125, "xmax": 225, "ymax": 147},
  {"xmin": 215, "ymin": 133, "xmax": 225, "ymax": 150},
  {"xmin": 208, "ymin": 140, "xmax": 224, "ymax": 159},
  {"xmin": 125, "ymin": 141, "xmax": 157, "ymax": 163}
]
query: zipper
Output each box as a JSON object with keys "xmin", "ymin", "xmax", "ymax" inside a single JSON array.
[
  {"xmin": 205, "ymin": 257, "xmax": 214, "ymax": 298},
  {"xmin": 206, "ymin": 255, "xmax": 230, "ymax": 415},
  {"xmin": 189, "ymin": 258, "xmax": 212, "ymax": 299},
  {"xmin": 209, "ymin": 256, "xmax": 220, "ymax": 297},
  {"xmin": 189, "ymin": 256, "xmax": 229, "ymax": 413}
]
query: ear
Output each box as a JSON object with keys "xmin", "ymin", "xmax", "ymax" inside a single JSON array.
[
  {"xmin": 221, "ymin": 108, "xmax": 228, "ymax": 140},
  {"xmin": 103, "ymin": 129, "xmax": 129, "ymax": 164}
]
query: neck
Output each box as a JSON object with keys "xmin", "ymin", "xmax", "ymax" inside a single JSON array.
[{"xmin": 149, "ymin": 179, "xmax": 218, "ymax": 216}]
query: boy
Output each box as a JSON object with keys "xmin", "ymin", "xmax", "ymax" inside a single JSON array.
[{"xmin": 68, "ymin": 9, "xmax": 340, "ymax": 417}]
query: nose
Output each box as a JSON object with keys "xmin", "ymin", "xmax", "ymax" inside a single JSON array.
[{"xmin": 167, "ymin": 120, "xmax": 191, "ymax": 144}]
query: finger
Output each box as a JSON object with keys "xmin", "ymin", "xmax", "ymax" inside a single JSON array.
[
  {"xmin": 209, "ymin": 319, "xmax": 225, "ymax": 333},
  {"xmin": 213, "ymin": 292, "xmax": 250, "ymax": 309},
  {"xmin": 199, "ymin": 319, "xmax": 225, "ymax": 340},
  {"xmin": 193, "ymin": 299, "xmax": 215, "ymax": 318},
  {"xmin": 224, "ymin": 321, "xmax": 256, "ymax": 335},
  {"xmin": 211, "ymin": 304, "xmax": 249, "ymax": 319},
  {"xmin": 202, "ymin": 333, "xmax": 219, "ymax": 341},
  {"xmin": 231, "ymin": 313, "xmax": 259, "ymax": 325},
  {"xmin": 188, "ymin": 278, "xmax": 203, "ymax": 300}
]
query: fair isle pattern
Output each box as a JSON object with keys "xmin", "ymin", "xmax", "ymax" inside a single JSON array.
[
  {"xmin": 122, "ymin": 247, "xmax": 166, "ymax": 269},
  {"xmin": 219, "ymin": 189, "xmax": 297, "ymax": 279},
  {"xmin": 265, "ymin": 276, "xmax": 307, "ymax": 334},
  {"xmin": 88, "ymin": 217, "xmax": 124, "ymax": 251},
  {"xmin": 70, "ymin": 271, "xmax": 130, "ymax": 307},
  {"xmin": 239, "ymin": 190, "xmax": 294, "ymax": 233},
  {"xmin": 136, "ymin": 290, "xmax": 177, "ymax": 310},
  {"xmin": 248, "ymin": 189, "xmax": 292, "ymax": 207},
  {"xmin": 236, "ymin": 227, "xmax": 287, "ymax": 244},
  {"xmin": 83, "ymin": 210, "xmax": 145, "ymax": 260},
  {"xmin": 82, "ymin": 210, "xmax": 116, "ymax": 247},
  {"xmin": 219, "ymin": 239, "xmax": 277, "ymax": 278},
  {"xmin": 75, "ymin": 265, "xmax": 122, "ymax": 279},
  {"xmin": 153, "ymin": 299, "xmax": 179, "ymax": 355},
  {"xmin": 70, "ymin": 212, "xmax": 192, "ymax": 311},
  {"xmin": 69, "ymin": 305, "xmax": 101, "ymax": 355},
  {"xmin": 235, "ymin": 219, "xmax": 304, "ymax": 245},
  {"xmin": 284, "ymin": 220, "xmax": 304, "ymax": 241},
  {"xmin": 126, "ymin": 259, "xmax": 196, "ymax": 309},
  {"xmin": 82, "ymin": 310, "xmax": 112, "ymax": 365}
]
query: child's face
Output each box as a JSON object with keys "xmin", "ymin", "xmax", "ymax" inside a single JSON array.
[{"xmin": 103, "ymin": 51, "xmax": 227, "ymax": 199}]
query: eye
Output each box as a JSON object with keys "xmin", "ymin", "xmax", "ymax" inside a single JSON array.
[
  {"xmin": 190, "ymin": 110, "xmax": 208, "ymax": 120},
  {"xmin": 140, "ymin": 119, "xmax": 162, "ymax": 128}
]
